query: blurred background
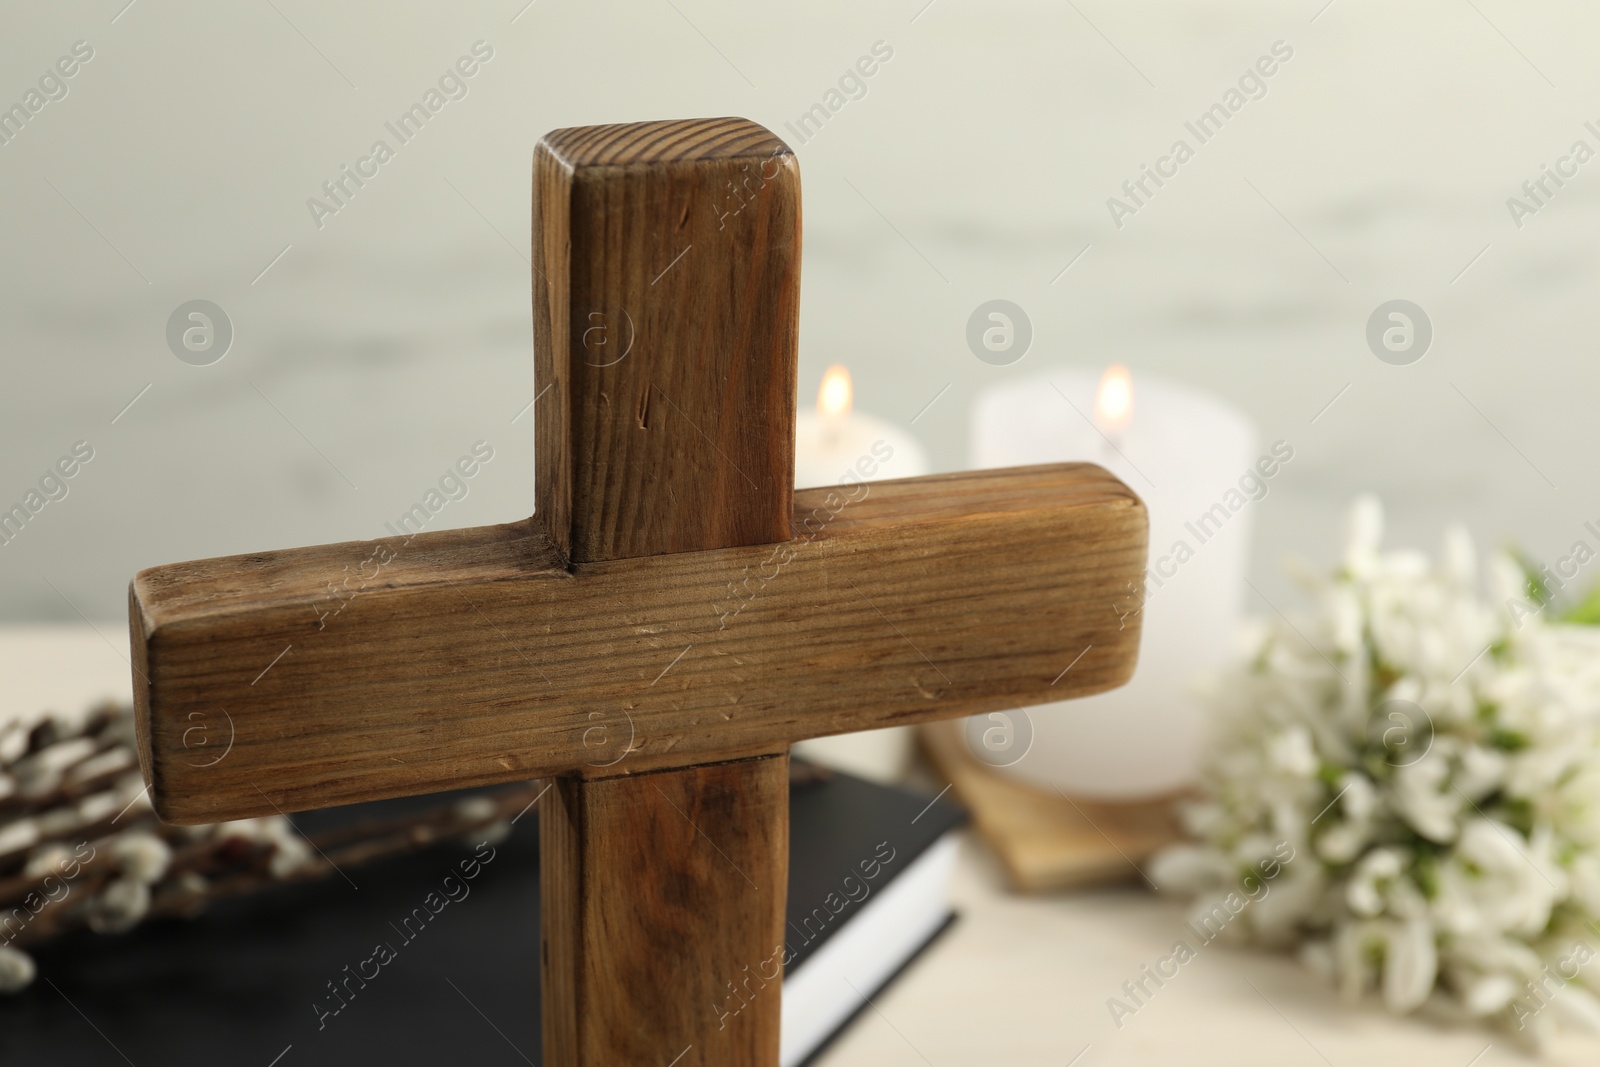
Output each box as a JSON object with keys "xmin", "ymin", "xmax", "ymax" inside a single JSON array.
[{"xmin": 4, "ymin": 0, "xmax": 1597, "ymax": 625}]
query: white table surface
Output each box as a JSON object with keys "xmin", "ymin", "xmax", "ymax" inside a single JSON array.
[{"xmin": 6, "ymin": 624, "xmax": 1596, "ymax": 1066}]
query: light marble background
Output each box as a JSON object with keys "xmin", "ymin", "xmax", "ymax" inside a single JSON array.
[
  {"xmin": 4, "ymin": 0, "xmax": 1599, "ymax": 626},
  {"xmin": 3, "ymin": 0, "xmax": 1600, "ymax": 1062}
]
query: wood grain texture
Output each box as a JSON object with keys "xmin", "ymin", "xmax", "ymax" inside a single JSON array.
[
  {"xmin": 918, "ymin": 719, "xmax": 1183, "ymax": 892},
  {"xmin": 130, "ymin": 463, "xmax": 1145, "ymax": 824},
  {"xmin": 529, "ymin": 119, "xmax": 799, "ymax": 1067},
  {"xmin": 541, "ymin": 754, "xmax": 787, "ymax": 1067},
  {"xmin": 129, "ymin": 115, "xmax": 1148, "ymax": 1067},
  {"xmin": 533, "ymin": 117, "xmax": 800, "ymax": 564}
]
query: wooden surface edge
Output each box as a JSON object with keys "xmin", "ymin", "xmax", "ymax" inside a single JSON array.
[
  {"xmin": 918, "ymin": 719, "xmax": 1184, "ymax": 893},
  {"xmin": 532, "ymin": 134, "xmax": 573, "ymax": 563}
]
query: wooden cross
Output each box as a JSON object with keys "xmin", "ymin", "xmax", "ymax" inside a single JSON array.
[{"xmin": 127, "ymin": 117, "xmax": 1146, "ymax": 1066}]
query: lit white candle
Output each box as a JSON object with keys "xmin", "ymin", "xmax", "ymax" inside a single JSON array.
[
  {"xmin": 792, "ymin": 365, "xmax": 929, "ymax": 781},
  {"xmin": 793, "ymin": 365, "xmax": 928, "ymax": 489},
  {"xmin": 971, "ymin": 366, "xmax": 1261, "ymax": 799}
]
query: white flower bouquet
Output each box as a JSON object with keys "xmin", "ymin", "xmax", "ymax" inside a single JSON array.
[{"xmin": 1154, "ymin": 497, "xmax": 1600, "ymax": 1046}]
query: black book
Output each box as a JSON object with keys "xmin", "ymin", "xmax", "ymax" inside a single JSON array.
[
  {"xmin": 780, "ymin": 765, "xmax": 965, "ymax": 1066},
  {"xmin": 0, "ymin": 767, "xmax": 964, "ymax": 1065}
]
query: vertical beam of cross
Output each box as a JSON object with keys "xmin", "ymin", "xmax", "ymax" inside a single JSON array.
[{"xmin": 531, "ymin": 118, "xmax": 801, "ymax": 1067}]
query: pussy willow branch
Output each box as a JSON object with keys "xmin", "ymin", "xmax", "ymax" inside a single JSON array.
[
  {"xmin": 0, "ymin": 782, "xmax": 541, "ymax": 949},
  {"xmin": 0, "ymin": 702, "xmax": 539, "ymax": 958}
]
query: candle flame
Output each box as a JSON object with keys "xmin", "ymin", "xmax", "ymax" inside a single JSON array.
[
  {"xmin": 1094, "ymin": 364, "xmax": 1133, "ymax": 437},
  {"xmin": 818, "ymin": 364, "xmax": 853, "ymax": 421}
]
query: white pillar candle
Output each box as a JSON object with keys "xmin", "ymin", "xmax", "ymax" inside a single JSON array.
[
  {"xmin": 970, "ymin": 366, "xmax": 1260, "ymax": 799},
  {"xmin": 792, "ymin": 365, "xmax": 929, "ymax": 781},
  {"xmin": 794, "ymin": 365, "xmax": 929, "ymax": 489}
]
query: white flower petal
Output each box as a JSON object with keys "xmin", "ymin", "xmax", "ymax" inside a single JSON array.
[
  {"xmin": 1383, "ymin": 919, "xmax": 1438, "ymax": 1014},
  {"xmin": 1461, "ymin": 972, "xmax": 1517, "ymax": 1016}
]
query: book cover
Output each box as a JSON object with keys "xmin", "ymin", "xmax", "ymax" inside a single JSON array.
[{"xmin": 0, "ymin": 771, "xmax": 964, "ymax": 1064}]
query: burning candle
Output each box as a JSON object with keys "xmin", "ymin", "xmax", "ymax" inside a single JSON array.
[
  {"xmin": 793, "ymin": 365, "xmax": 928, "ymax": 489},
  {"xmin": 792, "ymin": 364, "xmax": 929, "ymax": 780},
  {"xmin": 1094, "ymin": 364, "xmax": 1133, "ymax": 444},
  {"xmin": 970, "ymin": 365, "xmax": 1261, "ymax": 799}
]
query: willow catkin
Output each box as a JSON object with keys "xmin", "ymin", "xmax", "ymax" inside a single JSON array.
[
  {"xmin": 110, "ymin": 833, "xmax": 171, "ymax": 884},
  {"xmin": 0, "ymin": 701, "xmax": 543, "ymax": 994},
  {"xmin": 0, "ymin": 946, "xmax": 34, "ymax": 994}
]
